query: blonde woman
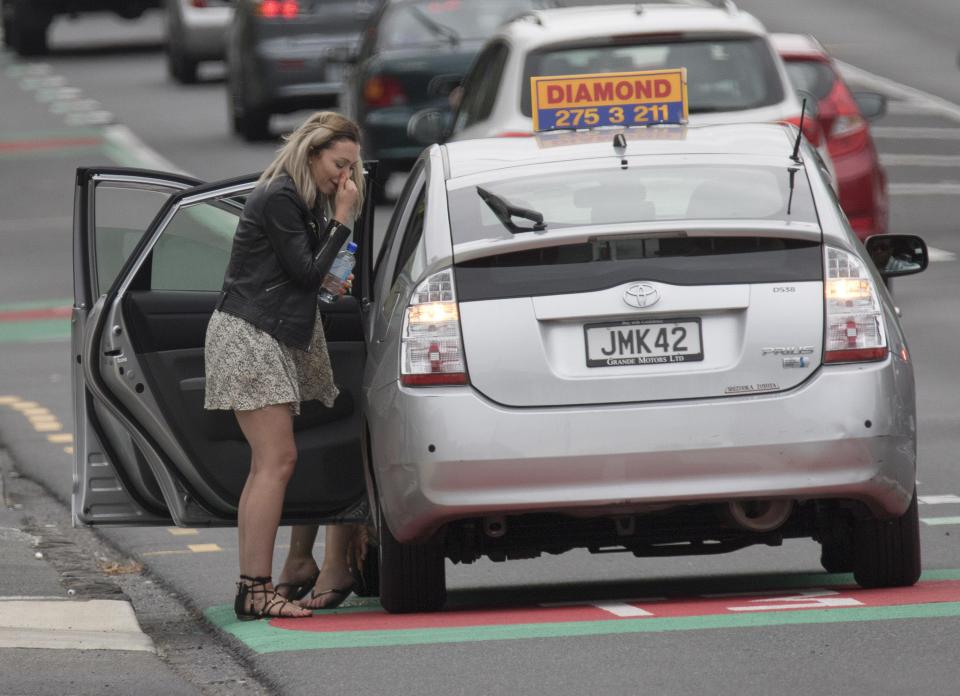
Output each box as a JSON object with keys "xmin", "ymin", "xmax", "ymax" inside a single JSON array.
[{"xmin": 204, "ymin": 112, "xmax": 364, "ymax": 619}]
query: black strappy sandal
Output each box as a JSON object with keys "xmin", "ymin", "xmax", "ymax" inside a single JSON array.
[
  {"xmin": 234, "ymin": 575, "xmax": 312, "ymax": 621},
  {"xmin": 274, "ymin": 571, "xmax": 319, "ymax": 601}
]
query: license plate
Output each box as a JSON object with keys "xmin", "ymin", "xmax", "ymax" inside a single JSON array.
[{"xmin": 584, "ymin": 318, "xmax": 703, "ymax": 367}]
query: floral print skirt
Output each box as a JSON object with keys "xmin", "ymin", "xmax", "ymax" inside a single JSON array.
[{"xmin": 203, "ymin": 308, "xmax": 339, "ymax": 416}]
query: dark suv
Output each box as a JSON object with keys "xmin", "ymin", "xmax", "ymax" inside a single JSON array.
[
  {"xmin": 226, "ymin": 0, "xmax": 378, "ymax": 141},
  {"xmin": 2, "ymin": 0, "xmax": 161, "ymax": 56}
]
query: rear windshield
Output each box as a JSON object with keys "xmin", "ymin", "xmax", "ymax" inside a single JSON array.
[
  {"xmin": 522, "ymin": 37, "xmax": 784, "ymax": 116},
  {"xmin": 447, "ymin": 163, "xmax": 818, "ymax": 245},
  {"xmin": 377, "ymin": 0, "xmax": 540, "ymax": 49},
  {"xmin": 782, "ymin": 60, "xmax": 836, "ymax": 100}
]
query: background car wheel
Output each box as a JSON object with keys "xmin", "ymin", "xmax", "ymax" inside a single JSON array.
[
  {"xmin": 167, "ymin": 44, "xmax": 198, "ymax": 84},
  {"xmin": 852, "ymin": 491, "xmax": 921, "ymax": 588},
  {"xmin": 377, "ymin": 503, "xmax": 446, "ymax": 613},
  {"xmin": 228, "ymin": 77, "xmax": 271, "ymax": 141},
  {"xmin": 8, "ymin": 0, "xmax": 50, "ymax": 57}
]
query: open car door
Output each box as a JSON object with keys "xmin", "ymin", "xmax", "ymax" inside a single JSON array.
[{"xmin": 72, "ymin": 164, "xmax": 378, "ymax": 527}]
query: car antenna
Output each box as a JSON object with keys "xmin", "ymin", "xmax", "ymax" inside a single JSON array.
[{"xmin": 790, "ymin": 98, "xmax": 807, "ymax": 163}]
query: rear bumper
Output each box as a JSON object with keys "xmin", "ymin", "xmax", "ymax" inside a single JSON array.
[{"xmin": 367, "ymin": 357, "xmax": 916, "ymax": 543}]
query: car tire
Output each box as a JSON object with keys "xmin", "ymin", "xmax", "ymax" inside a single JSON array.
[
  {"xmin": 852, "ymin": 490, "xmax": 921, "ymax": 589},
  {"xmin": 167, "ymin": 43, "xmax": 198, "ymax": 84},
  {"xmin": 228, "ymin": 73, "xmax": 271, "ymax": 141},
  {"xmin": 377, "ymin": 503, "xmax": 446, "ymax": 613},
  {"xmin": 8, "ymin": 0, "xmax": 50, "ymax": 57}
]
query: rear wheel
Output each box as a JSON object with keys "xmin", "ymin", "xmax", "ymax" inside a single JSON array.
[
  {"xmin": 377, "ymin": 503, "xmax": 446, "ymax": 613},
  {"xmin": 852, "ymin": 491, "xmax": 921, "ymax": 589},
  {"xmin": 228, "ymin": 73, "xmax": 271, "ymax": 141},
  {"xmin": 166, "ymin": 43, "xmax": 198, "ymax": 84},
  {"xmin": 8, "ymin": 1, "xmax": 50, "ymax": 57}
]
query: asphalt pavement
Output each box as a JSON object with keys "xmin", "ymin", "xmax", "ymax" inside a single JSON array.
[{"xmin": 2, "ymin": 4, "xmax": 960, "ymax": 696}]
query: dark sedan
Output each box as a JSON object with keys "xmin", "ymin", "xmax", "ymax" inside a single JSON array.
[
  {"xmin": 339, "ymin": 0, "xmax": 550, "ymax": 201},
  {"xmin": 227, "ymin": 0, "xmax": 379, "ymax": 141}
]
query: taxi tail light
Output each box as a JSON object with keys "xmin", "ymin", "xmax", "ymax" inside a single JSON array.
[
  {"xmin": 363, "ymin": 76, "xmax": 407, "ymax": 108},
  {"xmin": 823, "ymin": 246, "xmax": 888, "ymax": 364},
  {"xmin": 190, "ymin": 0, "xmax": 208, "ymax": 7},
  {"xmin": 783, "ymin": 114, "xmax": 823, "ymax": 148},
  {"xmin": 400, "ymin": 269, "xmax": 468, "ymax": 386},
  {"xmin": 258, "ymin": 0, "xmax": 299, "ymax": 18}
]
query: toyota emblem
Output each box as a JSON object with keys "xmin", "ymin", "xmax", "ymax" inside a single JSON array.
[{"xmin": 623, "ymin": 283, "xmax": 660, "ymax": 308}]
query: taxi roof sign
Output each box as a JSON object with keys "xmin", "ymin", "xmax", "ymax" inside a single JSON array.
[{"xmin": 531, "ymin": 68, "xmax": 688, "ymax": 132}]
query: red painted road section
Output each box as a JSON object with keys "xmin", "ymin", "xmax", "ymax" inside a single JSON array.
[
  {"xmin": 0, "ymin": 307, "xmax": 71, "ymax": 322},
  {"xmin": 269, "ymin": 578, "xmax": 960, "ymax": 633},
  {"xmin": 0, "ymin": 137, "xmax": 101, "ymax": 152}
]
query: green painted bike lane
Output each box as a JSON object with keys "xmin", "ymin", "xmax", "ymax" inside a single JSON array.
[{"xmin": 206, "ymin": 568, "xmax": 960, "ymax": 653}]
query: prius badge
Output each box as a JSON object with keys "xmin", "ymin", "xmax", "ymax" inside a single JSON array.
[{"xmin": 623, "ymin": 282, "xmax": 660, "ymax": 309}]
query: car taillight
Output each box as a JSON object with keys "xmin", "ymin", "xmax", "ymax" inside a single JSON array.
[
  {"xmin": 258, "ymin": 0, "xmax": 299, "ymax": 18},
  {"xmin": 190, "ymin": 0, "xmax": 208, "ymax": 7},
  {"xmin": 823, "ymin": 246, "xmax": 888, "ymax": 363},
  {"xmin": 783, "ymin": 114, "xmax": 823, "ymax": 148},
  {"xmin": 496, "ymin": 131, "xmax": 533, "ymax": 138},
  {"xmin": 400, "ymin": 269, "xmax": 468, "ymax": 386},
  {"xmin": 363, "ymin": 76, "xmax": 407, "ymax": 108}
]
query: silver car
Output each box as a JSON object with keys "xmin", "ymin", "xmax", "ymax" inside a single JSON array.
[
  {"xmin": 165, "ymin": 0, "xmax": 235, "ymax": 84},
  {"xmin": 72, "ymin": 123, "xmax": 927, "ymax": 614}
]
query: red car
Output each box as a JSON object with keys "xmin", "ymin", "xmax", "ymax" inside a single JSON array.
[{"xmin": 772, "ymin": 32, "xmax": 889, "ymax": 240}]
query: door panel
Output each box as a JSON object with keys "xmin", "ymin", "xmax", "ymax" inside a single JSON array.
[
  {"xmin": 78, "ymin": 167, "xmax": 378, "ymax": 526},
  {"xmin": 73, "ymin": 168, "xmax": 202, "ymax": 526}
]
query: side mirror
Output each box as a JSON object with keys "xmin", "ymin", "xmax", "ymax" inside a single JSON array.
[
  {"xmin": 865, "ymin": 234, "xmax": 928, "ymax": 278},
  {"xmin": 427, "ymin": 73, "xmax": 463, "ymax": 99},
  {"xmin": 853, "ymin": 91, "xmax": 887, "ymax": 121},
  {"xmin": 407, "ymin": 108, "xmax": 453, "ymax": 145}
]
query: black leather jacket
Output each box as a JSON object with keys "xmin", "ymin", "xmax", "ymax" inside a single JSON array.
[{"xmin": 217, "ymin": 174, "xmax": 351, "ymax": 350}]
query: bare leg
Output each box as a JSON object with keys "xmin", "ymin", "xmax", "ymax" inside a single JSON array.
[
  {"xmin": 234, "ymin": 405, "xmax": 311, "ymax": 618},
  {"xmin": 276, "ymin": 525, "xmax": 321, "ymax": 597},
  {"xmin": 297, "ymin": 524, "xmax": 358, "ymax": 609}
]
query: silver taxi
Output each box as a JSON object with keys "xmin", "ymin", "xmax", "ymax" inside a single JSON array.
[{"xmin": 72, "ymin": 123, "xmax": 927, "ymax": 614}]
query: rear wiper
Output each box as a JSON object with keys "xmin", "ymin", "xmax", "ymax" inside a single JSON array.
[
  {"xmin": 477, "ymin": 187, "xmax": 546, "ymax": 234},
  {"xmin": 408, "ymin": 6, "xmax": 460, "ymax": 46}
]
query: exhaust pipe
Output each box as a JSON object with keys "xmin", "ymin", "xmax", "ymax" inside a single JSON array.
[
  {"xmin": 483, "ymin": 515, "xmax": 507, "ymax": 538},
  {"xmin": 721, "ymin": 500, "xmax": 793, "ymax": 532}
]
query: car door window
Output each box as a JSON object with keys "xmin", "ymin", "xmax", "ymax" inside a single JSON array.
[
  {"xmin": 392, "ymin": 186, "xmax": 426, "ymax": 289},
  {"xmin": 94, "ymin": 185, "xmax": 176, "ymax": 295},
  {"xmin": 454, "ymin": 41, "xmax": 509, "ymax": 132},
  {"xmin": 148, "ymin": 199, "xmax": 241, "ymax": 291}
]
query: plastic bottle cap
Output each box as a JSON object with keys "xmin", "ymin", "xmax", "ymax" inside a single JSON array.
[{"xmin": 346, "ymin": 242, "xmax": 358, "ymax": 253}]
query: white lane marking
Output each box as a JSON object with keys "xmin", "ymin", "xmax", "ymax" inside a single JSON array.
[
  {"xmin": 0, "ymin": 599, "xmax": 154, "ymax": 652},
  {"xmin": 922, "ymin": 516, "xmax": 960, "ymax": 526},
  {"xmin": 920, "ymin": 495, "xmax": 960, "ymax": 505},
  {"xmin": 102, "ymin": 124, "xmax": 186, "ymax": 173},
  {"xmin": 881, "ymin": 154, "xmax": 960, "ymax": 167},
  {"xmin": 837, "ymin": 61, "xmax": 960, "ymax": 124},
  {"xmin": 889, "ymin": 182, "xmax": 960, "ymax": 196},
  {"xmin": 872, "ymin": 126, "xmax": 960, "ymax": 140},
  {"xmin": 589, "ymin": 601, "xmax": 655, "ymax": 618},
  {"xmin": 885, "ymin": 101, "xmax": 958, "ymax": 116}
]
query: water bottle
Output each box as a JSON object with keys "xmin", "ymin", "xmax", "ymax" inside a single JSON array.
[{"xmin": 318, "ymin": 241, "xmax": 358, "ymax": 302}]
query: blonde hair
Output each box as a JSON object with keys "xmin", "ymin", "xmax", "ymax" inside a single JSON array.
[{"xmin": 259, "ymin": 111, "xmax": 365, "ymax": 217}]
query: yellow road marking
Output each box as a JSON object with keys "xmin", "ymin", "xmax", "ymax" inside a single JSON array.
[
  {"xmin": 22, "ymin": 408, "xmax": 50, "ymax": 417},
  {"xmin": 188, "ymin": 543, "xmax": 222, "ymax": 553},
  {"xmin": 0, "ymin": 396, "xmax": 22, "ymax": 405},
  {"xmin": 141, "ymin": 549, "xmax": 192, "ymax": 557},
  {"xmin": 63, "ymin": 446, "xmax": 74, "ymax": 455},
  {"xmin": 47, "ymin": 433, "xmax": 73, "ymax": 443},
  {"xmin": 28, "ymin": 414, "xmax": 57, "ymax": 423},
  {"xmin": 166, "ymin": 528, "xmax": 199, "ymax": 536},
  {"xmin": 33, "ymin": 423, "xmax": 62, "ymax": 432},
  {"xmin": 11, "ymin": 401, "xmax": 40, "ymax": 411}
]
